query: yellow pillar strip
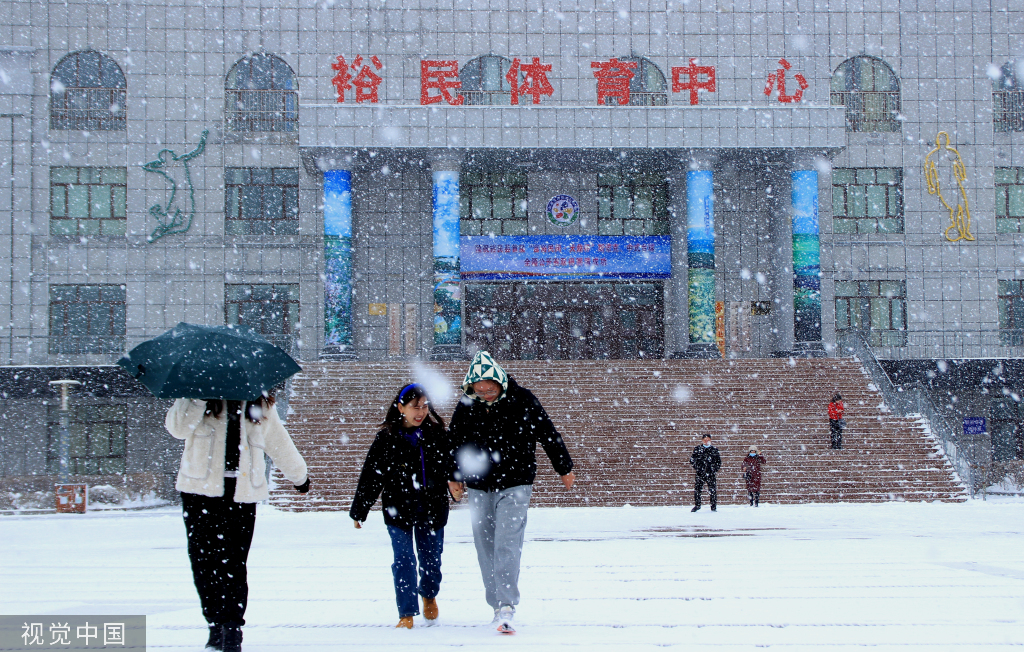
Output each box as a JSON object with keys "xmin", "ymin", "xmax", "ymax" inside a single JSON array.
[{"xmin": 924, "ymin": 131, "xmax": 976, "ymax": 242}]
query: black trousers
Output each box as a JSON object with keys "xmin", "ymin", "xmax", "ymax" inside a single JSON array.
[
  {"xmin": 829, "ymin": 419, "xmax": 843, "ymax": 449},
  {"xmin": 747, "ymin": 489, "xmax": 760, "ymax": 506},
  {"xmin": 694, "ymin": 474, "xmax": 717, "ymax": 508},
  {"xmin": 181, "ymin": 479, "xmax": 257, "ymax": 627}
]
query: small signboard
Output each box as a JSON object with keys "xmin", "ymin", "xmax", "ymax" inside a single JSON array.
[{"xmin": 963, "ymin": 417, "xmax": 986, "ymax": 435}]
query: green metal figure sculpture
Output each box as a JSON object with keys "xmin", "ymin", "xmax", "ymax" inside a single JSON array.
[{"xmin": 141, "ymin": 129, "xmax": 208, "ymax": 242}]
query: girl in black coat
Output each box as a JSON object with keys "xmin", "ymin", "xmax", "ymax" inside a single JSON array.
[{"xmin": 349, "ymin": 384, "xmax": 462, "ymax": 629}]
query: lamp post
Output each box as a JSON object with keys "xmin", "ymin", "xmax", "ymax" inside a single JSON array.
[{"xmin": 49, "ymin": 379, "xmax": 84, "ymax": 513}]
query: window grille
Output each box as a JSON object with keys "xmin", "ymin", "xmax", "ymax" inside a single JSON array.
[
  {"xmin": 48, "ymin": 284, "xmax": 126, "ymax": 354},
  {"xmin": 50, "ymin": 167, "xmax": 127, "ymax": 236},
  {"xmin": 832, "ymin": 168, "xmax": 903, "ymax": 234},
  {"xmin": 830, "ymin": 56, "xmax": 901, "ymax": 133},
  {"xmin": 50, "ymin": 50, "xmax": 126, "ymax": 131},
  {"xmin": 834, "ymin": 280, "xmax": 907, "ymax": 347},
  {"xmin": 460, "ymin": 55, "xmax": 514, "ymax": 106},
  {"xmin": 993, "ymin": 61, "xmax": 1024, "ymax": 133},
  {"xmin": 225, "ymin": 54, "xmax": 298, "ymax": 132},
  {"xmin": 225, "ymin": 168, "xmax": 299, "ymax": 235}
]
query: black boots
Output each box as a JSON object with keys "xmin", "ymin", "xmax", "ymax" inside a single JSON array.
[
  {"xmin": 222, "ymin": 625, "xmax": 243, "ymax": 652},
  {"xmin": 205, "ymin": 624, "xmax": 223, "ymax": 651}
]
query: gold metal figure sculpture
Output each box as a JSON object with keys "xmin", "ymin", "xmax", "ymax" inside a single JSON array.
[{"xmin": 924, "ymin": 131, "xmax": 975, "ymax": 242}]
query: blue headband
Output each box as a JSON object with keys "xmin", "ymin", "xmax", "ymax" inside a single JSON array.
[{"xmin": 398, "ymin": 384, "xmax": 422, "ymax": 403}]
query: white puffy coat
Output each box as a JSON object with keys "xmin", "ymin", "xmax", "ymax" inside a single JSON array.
[{"xmin": 165, "ymin": 398, "xmax": 308, "ymax": 502}]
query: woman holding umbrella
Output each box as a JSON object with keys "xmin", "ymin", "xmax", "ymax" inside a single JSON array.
[
  {"xmin": 120, "ymin": 323, "xmax": 310, "ymax": 652},
  {"xmin": 167, "ymin": 392, "xmax": 309, "ymax": 652}
]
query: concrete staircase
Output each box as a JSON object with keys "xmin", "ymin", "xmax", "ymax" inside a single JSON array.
[{"xmin": 269, "ymin": 358, "xmax": 966, "ymax": 510}]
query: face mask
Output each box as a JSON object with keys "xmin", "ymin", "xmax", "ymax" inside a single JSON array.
[
  {"xmin": 749, "ymin": 452, "xmax": 756, "ymax": 456},
  {"xmin": 703, "ymin": 443, "xmax": 711, "ymax": 448}
]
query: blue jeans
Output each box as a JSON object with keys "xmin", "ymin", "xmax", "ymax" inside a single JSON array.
[{"xmin": 386, "ymin": 525, "xmax": 444, "ymax": 617}]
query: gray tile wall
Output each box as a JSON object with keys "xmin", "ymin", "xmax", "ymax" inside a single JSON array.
[{"xmin": 0, "ymin": 0, "xmax": 1019, "ymax": 362}]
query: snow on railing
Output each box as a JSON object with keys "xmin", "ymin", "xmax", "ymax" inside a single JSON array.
[{"xmin": 839, "ymin": 331, "xmax": 974, "ymax": 497}]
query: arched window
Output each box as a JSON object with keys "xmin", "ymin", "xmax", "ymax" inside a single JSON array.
[
  {"xmin": 621, "ymin": 57, "xmax": 667, "ymax": 106},
  {"xmin": 50, "ymin": 50, "xmax": 126, "ymax": 131},
  {"xmin": 225, "ymin": 53, "xmax": 298, "ymax": 132},
  {"xmin": 460, "ymin": 55, "xmax": 513, "ymax": 105},
  {"xmin": 993, "ymin": 61, "xmax": 1024, "ymax": 133},
  {"xmin": 830, "ymin": 56, "xmax": 900, "ymax": 132}
]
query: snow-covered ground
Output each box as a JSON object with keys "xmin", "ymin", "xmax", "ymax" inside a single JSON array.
[{"xmin": 3, "ymin": 500, "xmax": 1024, "ymax": 650}]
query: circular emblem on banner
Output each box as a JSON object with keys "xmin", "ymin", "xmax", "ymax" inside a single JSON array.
[{"xmin": 546, "ymin": 194, "xmax": 580, "ymax": 226}]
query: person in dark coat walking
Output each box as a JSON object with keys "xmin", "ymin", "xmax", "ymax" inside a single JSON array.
[
  {"xmin": 741, "ymin": 445, "xmax": 766, "ymax": 506},
  {"xmin": 448, "ymin": 350, "xmax": 575, "ymax": 634},
  {"xmin": 828, "ymin": 392, "xmax": 845, "ymax": 449},
  {"xmin": 689, "ymin": 433, "xmax": 722, "ymax": 512},
  {"xmin": 350, "ymin": 384, "xmax": 463, "ymax": 629}
]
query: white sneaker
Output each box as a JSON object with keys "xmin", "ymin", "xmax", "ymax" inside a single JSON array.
[
  {"xmin": 489, "ymin": 608, "xmax": 500, "ymax": 625},
  {"xmin": 496, "ymin": 605, "xmax": 515, "ymax": 634}
]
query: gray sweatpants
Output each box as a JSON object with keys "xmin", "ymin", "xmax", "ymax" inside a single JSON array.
[{"xmin": 467, "ymin": 485, "xmax": 532, "ymax": 609}]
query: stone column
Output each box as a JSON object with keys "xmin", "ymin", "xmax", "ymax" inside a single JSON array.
[
  {"xmin": 667, "ymin": 171, "xmax": 689, "ymax": 357},
  {"xmin": 321, "ymin": 168, "xmax": 355, "ymax": 358},
  {"xmin": 430, "ymin": 152, "xmax": 464, "ymax": 361},
  {"xmin": 685, "ymin": 159, "xmax": 720, "ymax": 358},
  {"xmin": 790, "ymin": 164, "xmax": 825, "ymax": 356}
]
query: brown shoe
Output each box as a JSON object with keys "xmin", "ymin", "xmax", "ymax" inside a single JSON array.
[
  {"xmin": 422, "ymin": 596, "xmax": 438, "ymax": 621},
  {"xmin": 396, "ymin": 616, "xmax": 414, "ymax": 629}
]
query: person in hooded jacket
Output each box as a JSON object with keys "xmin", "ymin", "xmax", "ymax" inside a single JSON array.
[
  {"xmin": 166, "ymin": 394, "xmax": 309, "ymax": 652},
  {"xmin": 689, "ymin": 433, "xmax": 722, "ymax": 512},
  {"xmin": 447, "ymin": 350, "xmax": 575, "ymax": 634},
  {"xmin": 741, "ymin": 445, "xmax": 766, "ymax": 506},
  {"xmin": 349, "ymin": 384, "xmax": 463, "ymax": 629}
]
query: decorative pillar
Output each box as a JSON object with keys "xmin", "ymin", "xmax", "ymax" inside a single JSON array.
[
  {"xmin": 431, "ymin": 157, "xmax": 463, "ymax": 360},
  {"xmin": 668, "ymin": 172, "xmax": 689, "ymax": 358},
  {"xmin": 686, "ymin": 168, "xmax": 720, "ymax": 358},
  {"xmin": 791, "ymin": 169, "xmax": 824, "ymax": 354},
  {"xmin": 323, "ymin": 169, "xmax": 354, "ymax": 357}
]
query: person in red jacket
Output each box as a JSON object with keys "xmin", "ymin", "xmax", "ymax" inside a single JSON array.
[
  {"xmin": 828, "ymin": 392, "xmax": 845, "ymax": 449},
  {"xmin": 741, "ymin": 446, "xmax": 766, "ymax": 506}
]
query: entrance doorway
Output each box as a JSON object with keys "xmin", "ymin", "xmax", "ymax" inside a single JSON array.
[{"xmin": 465, "ymin": 282, "xmax": 664, "ymax": 360}]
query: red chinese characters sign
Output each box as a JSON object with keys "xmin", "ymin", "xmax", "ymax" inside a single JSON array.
[
  {"xmin": 332, "ymin": 55, "xmax": 384, "ymax": 104},
  {"xmin": 420, "ymin": 60, "xmax": 464, "ymax": 105},
  {"xmin": 591, "ymin": 58, "xmax": 637, "ymax": 105},
  {"xmin": 764, "ymin": 58, "xmax": 808, "ymax": 103},
  {"xmin": 672, "ymin": 58, "xmax": 716, "ymax": 105},
  {"xmin": 330, "ymin": 56, "xmax": 811, "ymax": 106},
  {"xmin": 506, "ymin": 57, "xmax": 554, "ymax": 105}
]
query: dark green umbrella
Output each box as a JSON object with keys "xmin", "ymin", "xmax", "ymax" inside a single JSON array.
[{"xmin": 118, "ymin": 322, "xmax": 301, "ymax": 400}]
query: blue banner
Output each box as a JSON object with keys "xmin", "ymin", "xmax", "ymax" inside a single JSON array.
[
  {"xmin": 791, "ymin": 170, "xmax": 821, "ymax": 343},
  {"xmin": 687, "ymin": 170, "xmax": 716, "ymax": 344},
  {"xmin": 461, "ymin": 235, "xmax": 671, "ymax": 281},
  {"xmin": 433, "ymin": 171, "xmax": 461, "ymax": 345},
  {"xmin": 323, "ymin": 170, "xmax": 352, "ymax": 348}
]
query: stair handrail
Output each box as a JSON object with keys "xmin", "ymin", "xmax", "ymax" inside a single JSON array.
[{"xmin": 838, "ymin": 331, "xmax": 973, "ymax": 497}]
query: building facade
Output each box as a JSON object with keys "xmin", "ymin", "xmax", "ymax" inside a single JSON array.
[{"xmin": 0, "ymin": 0, "xmax": 1023, "ymax": 503}]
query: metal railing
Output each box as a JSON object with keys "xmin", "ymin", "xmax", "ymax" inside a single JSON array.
[
  {"xmin": 830, "ymin": 90, "xmax": 901, "ymax": 132},
  {"xmin": 867, "ymin": 329, "xmax": 1024, "ymax": 360},
  {"xmin": 993, "ymin": 90, "xmax": 1024, "ymax": 132},
  {"xmin": 225, "ymin": 90, "xmax": 298, "ymax": 132},
  {"xmin": 50, "ymin": 88, "xmax": 127, "ymax": 131},
  {"xmin": 838, "ymin": 330, "xmax": 975, "ymax": 497}
]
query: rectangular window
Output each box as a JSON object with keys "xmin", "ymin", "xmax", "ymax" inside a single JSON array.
[
  {"xmin": 225, "ymin": 283, "xmax": 300, "ymax": 350},
  {"xmin": 995, "ymin": 168, "xmax": 1024, "ymax": 234},
  {"xmin": 834, "ymin": 280, "xmax": 907, "ymax": 347},
  {"xmin": 832, "ymin": 168, "xmax": 903, "ymax": 234},
  {"xmin": 48, "ymin": 284, "xmax": 126, "ymax": 354},
  {"xmin": 225, "ymin": 168, "xmax": 299, "ymax": 235},
  {"xmin": 46, "ymin": 403, "xmax": 127, "ymax": 475},
  {"xmin": 998, "ymin": 279, "xmax": 1024, "ymax": 346},
  {"xmin": 597, "ymin": 172, "xmax": 669, "ymax": 236},
  {"xmin": 50, "ymin": 167, "xmax": 127, "ymax": 236},
  {"xmin": 459, "ymin": 171, "xmax": 528, "ymax": 236}
]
